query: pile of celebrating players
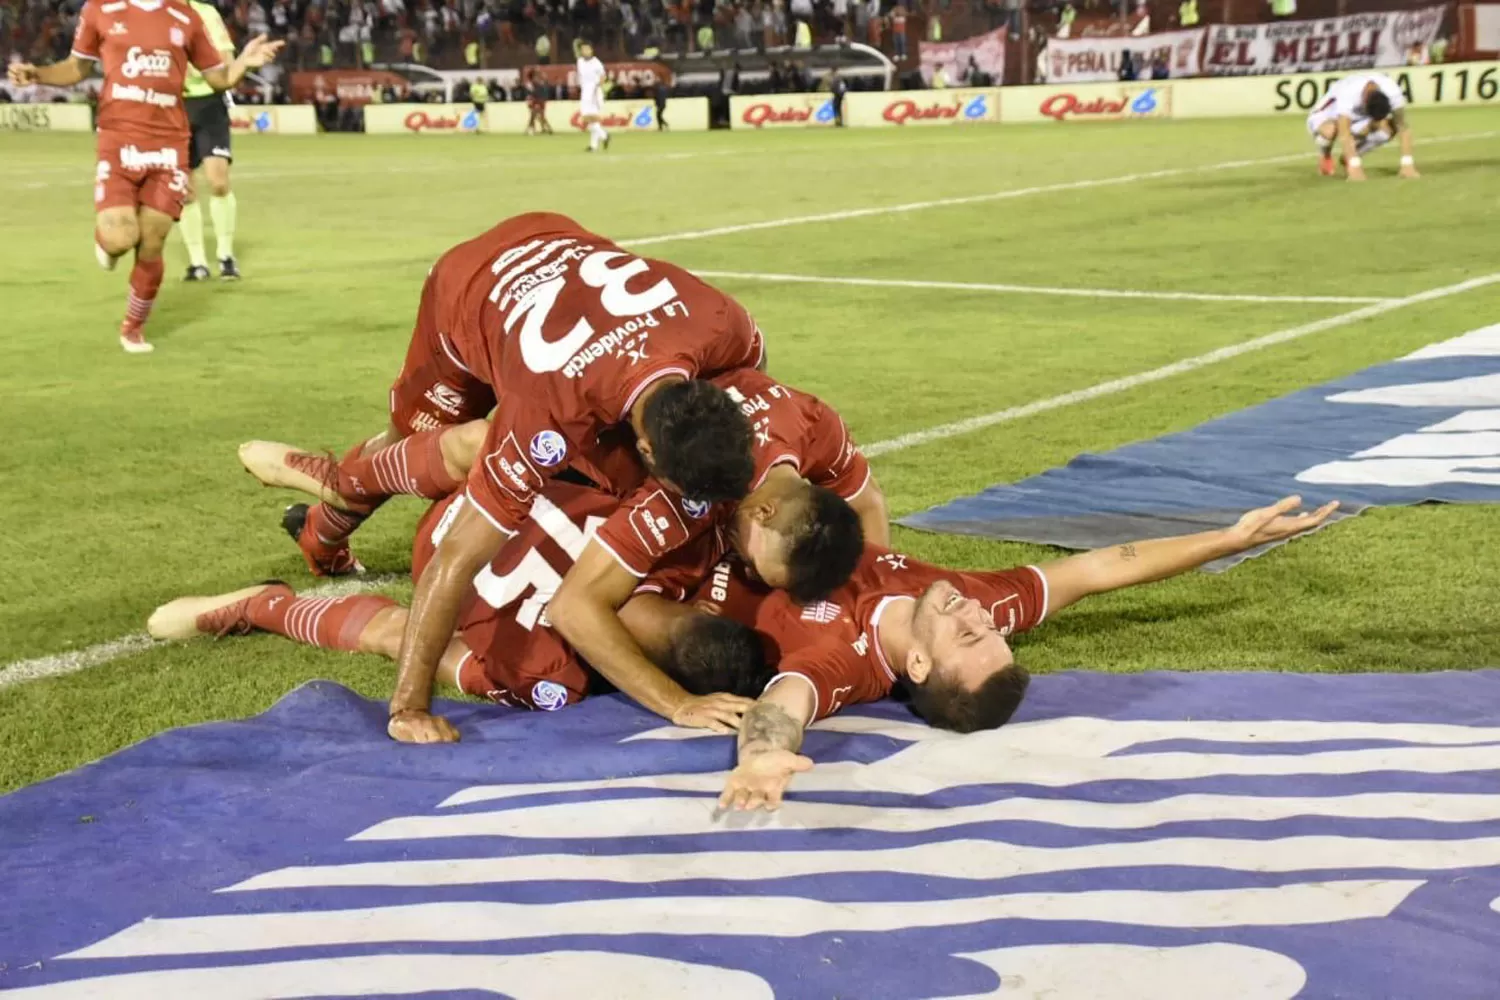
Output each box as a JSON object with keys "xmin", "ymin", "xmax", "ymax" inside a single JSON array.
[{"xmin": 149, "ymin": 213, "xmax": 1337, "ymax": 811}]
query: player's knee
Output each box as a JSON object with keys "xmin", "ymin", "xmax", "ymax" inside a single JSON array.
[
  {"xmin": 97, "ymin": 215, "xmax": 138, "ymax": 255},
  {"xmin": 208, "ymin": 176, "xmax": 231, "ymax": 198},
  {"xmin": 442, "ymin": 420, "xmax": 488, "ymax": 473}
]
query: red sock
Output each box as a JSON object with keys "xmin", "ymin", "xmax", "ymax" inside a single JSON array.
[
  {"xmin": 248, "ymin": 593, "xmax": 397, "ymax": 651},
  {"xmin": 122, "ymin": 256, "xmax": 164, "ymax": 334},
  {"xmin": 336, "ymin": 427, "xmax": 462, "ymax": 503}
]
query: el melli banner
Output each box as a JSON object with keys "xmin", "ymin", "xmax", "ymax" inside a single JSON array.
[{"xmin": 1202, "ymin": 5, "xmax": 1445, "ymax": 75}]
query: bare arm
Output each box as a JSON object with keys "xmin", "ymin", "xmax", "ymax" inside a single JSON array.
[
  {"xmin": 388, "ymin": 500, "xmax": 507, "ymax": 742},
  {"xmin": 848, "ymin": 475, "xmax": 890, "ymax": 548},
  {"xmin": 1393, "ymin": 107, "xmax": 1418, "ymax": 176},
  {"xmin": 1337, "ymin": 116, "xmax": 1364, "ymax": 179},
  {"xmin": 1039, "ymin": 495, "xmax": 1339, "ymax": 615},
  {"xmin": 200, "ymin": 35, "xmax": 283, "ymax": 92},
  {"xmin": 718, "ymin": 678, "xmax": 816, "ymax": 812},
  {"xmin": 549, "ymin": 542, "xmax": 751, "ymax": 730},
  {"xmin": 10, "ymin": 56, "xmax": 90, "ymax": 87}
]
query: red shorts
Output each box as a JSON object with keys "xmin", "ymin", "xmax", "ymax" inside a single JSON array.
[
  {"xmin": 388, "ymin": 266, "xmax": 496, "ymax": 437},
  {"xmin": 94, "ymin": 132, "xmax": 190, "ymax": 220}
]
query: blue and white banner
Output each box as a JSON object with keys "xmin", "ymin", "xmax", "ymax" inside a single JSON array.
[
  {"xmin": 903, "ymin": 325, "xmax": 1500, "ymax": 569},
  {"xmin": 4, "ymin": 671, "xmax": 1500, "ymax": 997}
]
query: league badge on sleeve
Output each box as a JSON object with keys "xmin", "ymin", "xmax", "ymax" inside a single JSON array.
[
  {"xmin": 528, "ymin": 430, "xmax": 568, "ymax": 468},
  {"xmin": 530, "ymin": 680, "xmax": 569, "ymax": 711},
  {"xmin": 681, "ymin": 497, "xmax": 712, "ymax": 519}
]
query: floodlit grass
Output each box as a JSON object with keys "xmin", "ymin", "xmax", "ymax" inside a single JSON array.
[{"xmin": 2, "ymin": 110, "xmax": 1498, "ymax": 791}]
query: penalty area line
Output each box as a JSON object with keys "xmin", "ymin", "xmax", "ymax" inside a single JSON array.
[
  {"xmin": 862, "ymin": 271, "xmax": 1500, "ymax": 458},
  {"xmin": 690, "ymin": 270, "xmax": 1390, "ymax": 306}
]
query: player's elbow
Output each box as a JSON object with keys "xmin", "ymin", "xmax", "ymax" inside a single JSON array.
[
  {"xmin": 545, "ymin": 579, "xmax": 592, "ymax": 644},
  {"xmin": 854, "ymin": 484, "xmax": 891, "ymax": 547}
]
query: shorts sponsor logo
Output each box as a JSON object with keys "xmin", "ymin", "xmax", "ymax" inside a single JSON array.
[
  {"xmin": 423, "ymin": 382, "xmax": 465, "ymax": 417},
  {"xmin": 119, "ymin": 46, "xmax": 174, "ymax": 80},
  {"xmin": 210, "ymin": 146, "xmax": 231, "ymax": 157},
  {"xmin": 118, "ymin": 144, "xmax": 180, "ymax": 170},
  {"xmin": 530, "ymin": 680, "xmax": 569, "ymax": 711},
  {"xmin": 628, "ymin": 489, "xmax": 688, "ymax": 558},
  {"xmin": 681, "ymin": 497, "xmax": 711, "ymax": 519},
  {"xmin": 484, "ymin": 431, "xmax": 544, "ymax": 505},
  {"xmin": 528, "ymin": 429, "xmax": 568, "ymax": 468}
]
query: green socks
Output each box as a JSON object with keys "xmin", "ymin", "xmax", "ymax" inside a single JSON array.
[{"xmin": 210, "ymin": 192, "xmax": 237, "ymax": 260}]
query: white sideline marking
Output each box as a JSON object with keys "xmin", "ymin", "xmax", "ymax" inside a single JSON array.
[
  {"xmin": 862, "ymin": 272, "xmax": 1500, "ymax": 458},
  {"xmin": 691, "ymin": 270, "xmax": 1389, "ymax": 305},
  {"xmin": 0, "ymin": 574, "xmax": 402, "ymax": 691}
]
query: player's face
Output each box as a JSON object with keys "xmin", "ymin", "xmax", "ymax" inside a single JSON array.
[
  {"xmin": 579, "ymin": 43, "xmax": 594, "ymax": 59},
  {"xmin": 910, "ymin": 580, "xmax": 1015, "ymax": 689},
  {"xmin": 730, "ymin": 516, "xmax": 793, "ymax": 591}
]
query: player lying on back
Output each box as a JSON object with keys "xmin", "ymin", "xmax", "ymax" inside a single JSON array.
[
  {"xmin": 244, "ymin": 366, "xmax": 874, "ymax": 737},
  {"xmin": 715, "ymin": 495, "xmax": 1339, "ymax": 812},
  {"xmin": 7, "ymin": 2, "xmax": 280, "ymax": 353},
  {"xmin": 148, "ymin": 483, "xmax": 770, "ymax": 733},
  {"xmin": 1307, "ymin": 72, "xmax": 1418, "ymax": 181}
]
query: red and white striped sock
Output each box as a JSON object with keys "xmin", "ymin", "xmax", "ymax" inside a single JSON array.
[
  {"xmin": 247, "ymin": 592, "xmax": 397, "ymax": 651},
  {"xmin": 336, "ymin": 427, "xmax": 462, "ymax": 503},
  {"xmin": 122, "ymin": 256, "xmax": 165, "ymax": 335}
]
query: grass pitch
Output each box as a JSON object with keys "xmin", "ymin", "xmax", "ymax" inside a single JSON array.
[{"xmin": 2, "ymin": 110, "xmax": 1498, "ymax": 792}]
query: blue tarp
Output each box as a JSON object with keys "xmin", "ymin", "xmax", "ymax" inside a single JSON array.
[
  {"xmin": 902, "ymin": 327, "xmax": 1500, "ymax": 569},
  {"xmin": 3, "ymin": 671, "xmax": 1500, "ymax": 998}
]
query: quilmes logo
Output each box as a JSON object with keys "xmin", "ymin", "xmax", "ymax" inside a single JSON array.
[
  {"xmin": 119, "ymin": 46, "xmax": 173, "ymax": 79},
  {"xmin": 7, "ymin": 676, "xmax": 1500, "ymax": 997}
]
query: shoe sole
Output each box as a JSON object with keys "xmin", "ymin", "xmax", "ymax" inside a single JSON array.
[
  {"xmin": 239, "ymin": 441, "xmax": 345, "ymax": 506},
  {"xmin": 119, "ymin": 336, "xmax": 154, "ymax": 354},
  {"xmin": 146, "ymin": 581, "xmax": 287, "ymax": 640}
]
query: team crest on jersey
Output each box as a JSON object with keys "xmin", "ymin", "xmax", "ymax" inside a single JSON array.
[
  {"xmin": 169, "ymin": 26, "xmax": 184, "ymax": 45},
  {"xmin": 801, "ymin": 601, "xmax": 842, "ymax": 624},
  {"xmin": 681, "ymin": 497, "xmax": 711, "ymax": 519},
  {"xmin": 528, "ymin": 430, "xmax": 568, "ymax": 468},
  {"xmin": 109, "ymin": 21, "xmax": 128, "ymax": 35},
  {"xmin": 530, "ymin": 680, "xmax": 569, "ymax": 711}
]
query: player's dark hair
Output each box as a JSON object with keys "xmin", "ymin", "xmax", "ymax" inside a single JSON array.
[
  {"xmin": 1365, "ymin": 90, "xmax": 1393, "ymax": 122},
  {"xmin": 641, "ymin": 380, "xmax": 754, "ymax": 503},
  {"xmin": 664, "ymin": 615, "xmax": 772, "ymax": 698},
  {"xmin": 784, "ymin": 484, "xmax": 864, "ymax": 604},
  {"xmin": 905, "ymin": 663, "xmax": 1032, "ymax": 734}
]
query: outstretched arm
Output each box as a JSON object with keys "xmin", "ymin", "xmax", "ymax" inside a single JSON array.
[
  {"xmin": 718, "ymin": 678, "xmax": 816, "ymax": 813},
  {"xmin": 849, "ymin": 474, "xmax": 890, "ymax": 548},
  {"xmin": 8, "ymin": 56, "xmax": 90, "ymax": 87},
  {"xmin": 388, "ymin": 499, "xmax": 507, "ymax": 743},
  {"xmin": 549, "ymin": 542, "xmax": 752, "ymax": 731},
  {"xmin": 1039, "ymin": 495, "xmax": 1339, "ymax": 615},
  {"xmin": 1337, "ymin": 116, "xmax": 1365, "ymax": 180},
  {"xmin": 201, "ymin": 35, "xmax": 284, "ymax": 92}
]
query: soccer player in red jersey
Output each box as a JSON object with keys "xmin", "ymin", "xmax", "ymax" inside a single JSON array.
[
  {"xmin": 7, "ymin": 1, "xmax": 281, "ymax": 353},
  {"xmin": 240, "ymin": 211, "xmax": 766, "ymax": 576},
  {"xmin": 147, "ymin": 483, "xmax": 769, "ymax": 726},
  {"xmin": 245, "ymin": 366, "xmax": 874, "ymax": 737},
  {"xmin": 713, "ymin": 495, "xmax": 1341, "ymax": 812}
]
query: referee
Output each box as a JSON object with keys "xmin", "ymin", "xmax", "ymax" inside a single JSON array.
[{"xmin": 179, "ymin": 0, "xmax": 241, "ymax": 281}]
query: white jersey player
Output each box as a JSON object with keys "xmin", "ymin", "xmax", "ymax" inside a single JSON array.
[
  {"xmin": 1307, "ymin": 72, "xmax": 1418, "ymax": 182},
  {"xmin": 576, "ymin": 40, "xmax": 610, "ymax": 153}
]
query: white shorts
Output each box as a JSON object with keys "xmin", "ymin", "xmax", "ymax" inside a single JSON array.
[{"xmin": 579, "ymin": 98, "xmax": 602, "ymax": 118}]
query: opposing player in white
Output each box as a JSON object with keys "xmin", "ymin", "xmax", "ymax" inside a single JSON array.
[
  {"xmin": 576, "ymin": 40, "xmax": 610, "ymax": 153},
  {"xmin": 1307, "ymin": 72, "xmax": 1419, "ymax": 182}
]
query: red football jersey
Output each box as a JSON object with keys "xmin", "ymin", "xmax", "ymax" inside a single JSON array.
[
  {"xmin": 592, "ymin": 368, "xmax": 871, "ymax": 577},
  {"xmin": 705, "ymin": 546, "xmax": 1050, "ymax": 721},
  {"xmin": 456, "ymin": 213, "xmax": 765, "ymax": 535},
  {"xmin": 72, "ymin": 0, "xmax": 224, "ymax": 142},
  {"xmin": 413, "ymin": 483, "xmax": 721, "ymax": 710}
]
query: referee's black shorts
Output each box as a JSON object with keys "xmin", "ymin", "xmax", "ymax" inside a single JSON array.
[{"xmin": 186, "ymin": 94, "xmax": 233, "ymax": 169}]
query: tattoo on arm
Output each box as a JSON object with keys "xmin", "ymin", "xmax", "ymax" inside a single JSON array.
[
  {"xmin": 738, "ymin": 703, "xmax": 804, "ymax": 756},
  {"xmin": 1119, "ymin": 543, "xmax": 1138, "ymax": 561}
]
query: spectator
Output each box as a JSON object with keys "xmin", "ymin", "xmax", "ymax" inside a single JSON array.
[
  {"xmin": 1178, "ymin": 0, "xmax": 1198, "ymax": 28},
  {"xmin": 1151, "ymin": 51, "xmax": 1169, "ymax": 79},
  {"xmin": 535, "ymin": 29, "xmax": 552, "ymax": 63},
  {"xmin": 891, "ymin": 4, "xmax": 906, "ymax": 60},
  {"xmin": 1118, "ymin": 48, "xmax": 1136, "ymax": 81},
  {"xmin": 828, "ymin": 67, "xmax": 845, "ymax": 125},
  {"xmin": 1057, "ymin": 2, "xmax": 1075, "ymax": 39},
  {"xmin": 931, "ymin": 62, "xmax": 948, "ymax": 88},
  {"xmin": 1269, "ymin": 0, "xmax": 1295, "ymax": 18}
]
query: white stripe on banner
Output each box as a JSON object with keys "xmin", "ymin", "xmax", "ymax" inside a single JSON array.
[{"xmin": 65, "ymin": 881, "xmax": 1423, "ymax": 959}]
